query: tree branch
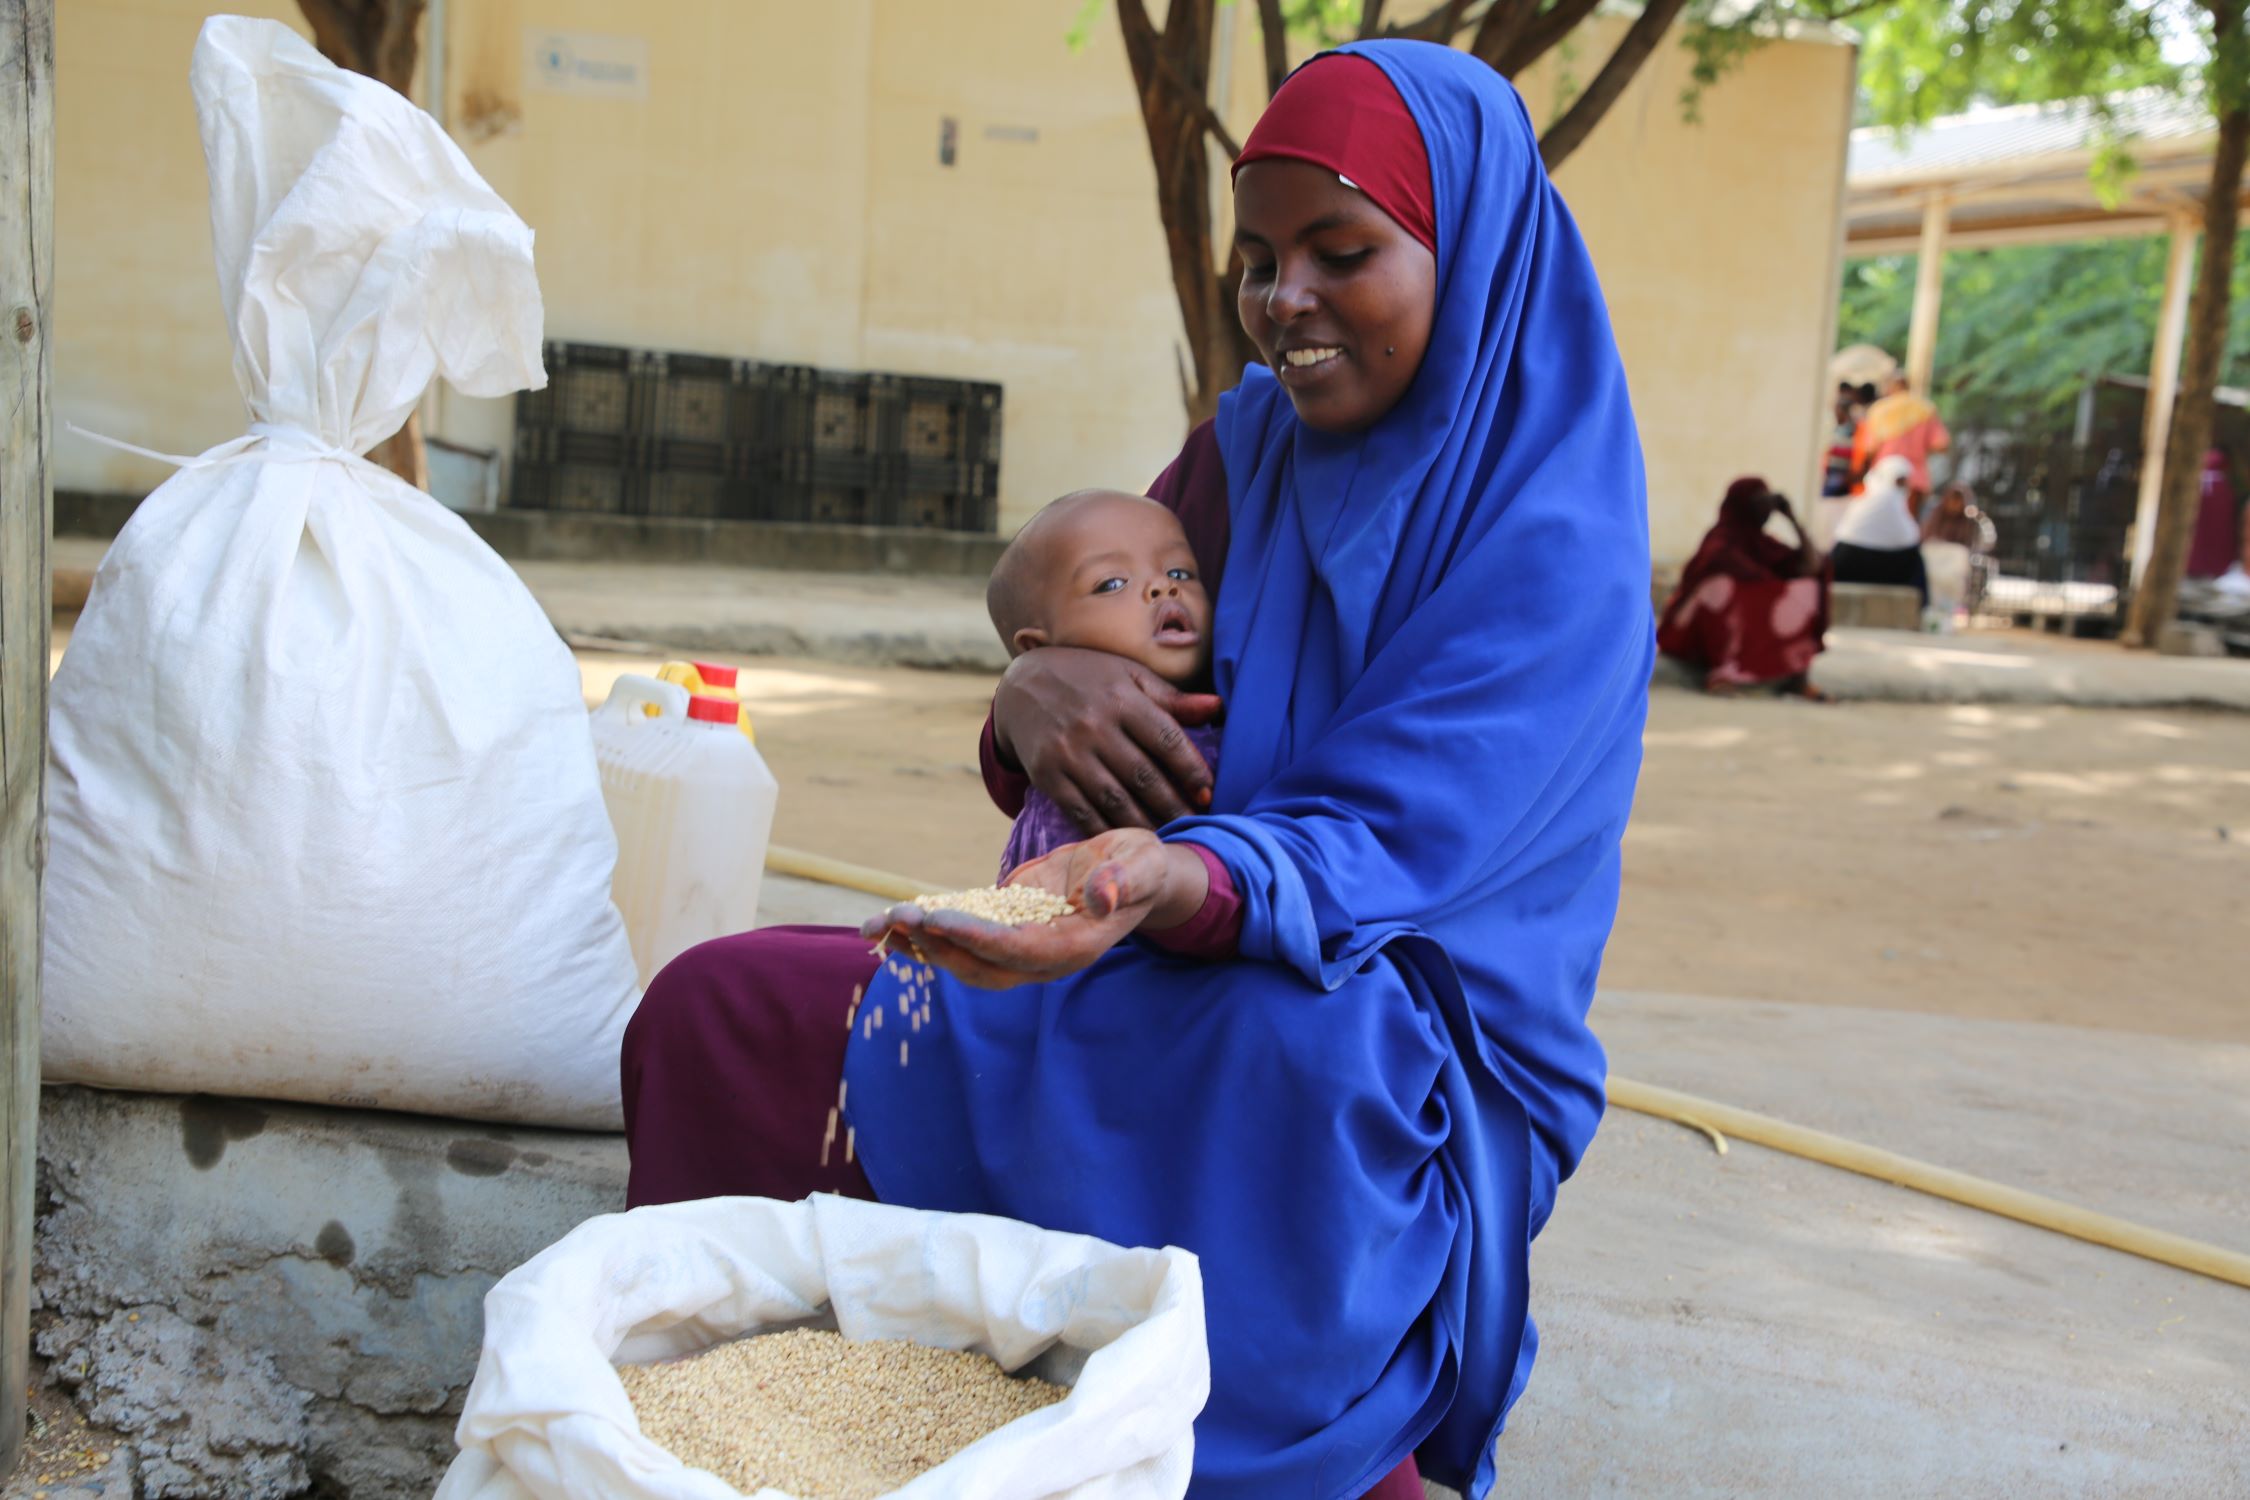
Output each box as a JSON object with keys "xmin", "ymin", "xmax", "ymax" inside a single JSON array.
[
  {"xmin": 1150, "ymin": 39, "xmax": 1242, "ymax": 157},
  {"xmin": 1358, "ymin": 0, "xmax": 1389, "ymax": 38},
  {"xmin": 1384, "ymin": 0, "xmax": 1479, "ymax": 42},
  {"xmin": 1469, "ymin": 0, "xmax": 1538, "ymax": 67},
  {"xmin": 1256, "ymin": 0, "xmax": 1289, "ymax": 97},
  {"xmin": 372, "ymin": 0, "xmax": 425, "ymax": 93},
  {"xmin": 295, "ymin": 0, "xmax": 424, "ymax": 93},
  {"xmin": 1498, "ymin": 0, "xmax": 1604, "ymax": 75},
  {"xmin": 1115, "ymin": 0, "xmax": 1158, "ymax": 56},
  {"xmin": 1537, "ymin": 0, "xmax": 1692, "ymax": 170},
  {"xmin": 295, "ymin": 0, "xmax": 365, "ymax": 73}
]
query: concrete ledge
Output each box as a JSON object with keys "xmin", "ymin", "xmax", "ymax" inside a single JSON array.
[
  {"xmin": 54, "ymin": 491, "xmax": 1010, "ymax": 580},
  {"xmin": 1830, "ymin": 581, "xmax": 1922, "ymax": 630},
  {"xmin": 510, "ymin": 557, "xmax": 1010, "ymax": 672},
  {"xmin": 462, "ymin": 509, "xmax": 1010, "ymax": 579},
  {"xmin": 1811, "ymin": 626, "xmax": 2250, "ymax": 711},
  {"xmin": 33, "ymin": 1085, "xmax": 625, "ymax": 1499}
]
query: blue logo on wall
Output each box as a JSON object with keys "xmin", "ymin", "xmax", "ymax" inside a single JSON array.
[{"xmin": 529, "ymin": 32, "xmax": 644, "ymax": 95}]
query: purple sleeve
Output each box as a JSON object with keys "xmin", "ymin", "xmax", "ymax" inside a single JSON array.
[
  {"xmin": 1141, "ymin": 842, "xmax": 1243, "ymax": 958},
  {"xmin": 979, "ymin": 715, "xmax": 1031, "ymax": 820}
]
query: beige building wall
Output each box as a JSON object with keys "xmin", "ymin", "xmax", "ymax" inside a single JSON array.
[
  {"xmin": 1521, "ymin": 20, "xmax": 1857, "ymax": 568},
  {"xmin": 52, "ymin": 3, "xmax": 1850, "ymax": 566},
  {"xmin": 53, "ymin": 0, "xmax": 312, "ymax": 499}
]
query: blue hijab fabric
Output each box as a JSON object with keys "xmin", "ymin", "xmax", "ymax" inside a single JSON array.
[{"xmin": 846, "ymin": 40, "xmax": 1651, "ymax": 1498}]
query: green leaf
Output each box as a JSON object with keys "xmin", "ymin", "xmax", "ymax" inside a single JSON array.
[
  {"xmin": 1839, "ymin": 233, "xmax": 2250, "ymax": 423},
  {"xmin": 1064, "ymin": 0, "xmax": 1106, "ymax": 56}
]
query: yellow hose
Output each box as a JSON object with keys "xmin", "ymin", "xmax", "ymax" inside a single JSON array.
[
  {"xmin": 768, "ymin": 845, "xmax": 2250, "ymax": 1293},
  {"xmin": 1606, "ymin": 1078, "xmax": 2250, "ymax": 1291},
  {"xmin": 765, "ymin": 844, "xmax": 940, "ymax": 904}
]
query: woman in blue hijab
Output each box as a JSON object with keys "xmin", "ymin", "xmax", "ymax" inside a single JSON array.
[{"xmin": 625, "ymin": 39, "xmax": 1650, "ymax": 1499}]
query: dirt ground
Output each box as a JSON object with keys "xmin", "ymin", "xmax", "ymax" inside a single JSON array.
[
  {"xmin": 45, "ymin": 623, "xmax": 2244, "ymax": 1041},
  {"xmin": 573, "ymin": 651, "xmax": 2250, "ymax": 1045}
]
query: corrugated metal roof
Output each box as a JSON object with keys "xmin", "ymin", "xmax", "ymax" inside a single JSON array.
[{"xmin": 1849, "ymin": 88, "xmax": 2211, "ymax": 184}]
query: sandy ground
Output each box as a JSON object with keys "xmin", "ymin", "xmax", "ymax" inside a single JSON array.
[
  {"xmin": 571, "ymin": 652, "xmax": 2250, "ymax": 1044},
  {"xmin": 46, "ymin": 623, "xmax": 2246, "ymax": 1041}
]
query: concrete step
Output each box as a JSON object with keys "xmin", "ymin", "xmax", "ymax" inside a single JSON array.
[
  {"xmin": 32, "ymin": 1085, "xmax": 625, "ymax": 1499},
  {"xmin": 54, "ymin": 490, "xmax": 1009, "ymax": 580},
  {"xmin": 1830, "ymin": 580, "xmax": 1922, "ymax": 630},
  {"xmin": 27, "ymin": 988, "xmax": 2247, "ymax": 1498}
]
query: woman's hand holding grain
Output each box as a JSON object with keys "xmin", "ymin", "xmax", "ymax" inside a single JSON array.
[
  {"xmin": 992, "ymin": 648, "xmax": 1222, "ymax": 833},
  {"xmin": 860, "ymin": 830, "xmax": 1210, "ymax": 989}
]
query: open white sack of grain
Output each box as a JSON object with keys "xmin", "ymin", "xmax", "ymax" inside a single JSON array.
[
  {"xmin": 41, "ymin": 16, "xmax": 639, "ymax": 1128},
  {"xmin": 435, "ymin": 1194, "xmax": 1209, "ymax": 1500}
]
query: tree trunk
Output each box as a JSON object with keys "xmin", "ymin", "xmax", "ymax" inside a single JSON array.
[
  {"xmin": 300, "ymin": 0, "xmax": 432, "ymax": 485},
  {"xmin": 1117, "ymin": 0, "xmax": 1258, "ymax": 426},
  {"xmin": 0, "ymin": 0, "xmax": 53, "ymax": 1481},
  {"xmin": 1255, "ymin": 0, "xmax": 1288, "ymax": 97},
  {"xmin": 2126, "ymin": 94, "xmax": 2248, "ymax": 645},
  {"xmin": 299, "ymin": 0, "xmax": 426, "ymax": 93}
]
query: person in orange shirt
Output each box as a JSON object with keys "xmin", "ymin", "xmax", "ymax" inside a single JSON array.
[{"xmin": 1853, "ymin": 372, "xmax": 1951, "ymax": 505}]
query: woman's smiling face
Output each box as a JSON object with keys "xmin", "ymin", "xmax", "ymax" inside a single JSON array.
[{"xmin": 1234, "ymin": 157, "xmax": 1438, "ymax": 434}]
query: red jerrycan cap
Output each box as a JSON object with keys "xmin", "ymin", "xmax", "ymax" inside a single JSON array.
[
  {"xmin": 687, "ymin": 695, "xmax": 739, "ymax": 725},
  {"xmin": 692, "ymin": 660, "xmax": 739, "ymax": 690}
]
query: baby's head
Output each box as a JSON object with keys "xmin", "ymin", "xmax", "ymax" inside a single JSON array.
[{"xmin": 986, "ymin": 490, "xmax": 1211, "ymax": 687}]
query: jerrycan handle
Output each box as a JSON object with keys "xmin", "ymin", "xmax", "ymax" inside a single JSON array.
[{"xmin": 595, "ymin": 673, "xmax": 692, "ymax": 725}]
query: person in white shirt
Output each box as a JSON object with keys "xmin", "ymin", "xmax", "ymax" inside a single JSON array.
[{"xmin": 1830, "ymin": 454, "xmax": 1928, "ymax": 606}]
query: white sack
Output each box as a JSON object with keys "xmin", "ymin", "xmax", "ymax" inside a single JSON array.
[
  {"xmin": 42, "ymin": 16, "xmax": 639, "ymax": 1128},
  {"xmin": 435, "ymin": 1195, "xmax": 1209, "ymax": 1500}
]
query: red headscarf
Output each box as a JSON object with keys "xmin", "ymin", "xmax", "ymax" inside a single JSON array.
[
  {"xmin": 1232, "ymin": 54, "xmax": 1437, "ymax": 255},
  {"xmin": 1669, "ymin": 477, "xmax": 1797, "ymax": 600},
  {"xmin": 1716, "ymin": 476, "xmax": 1773, "ymax": 536}
]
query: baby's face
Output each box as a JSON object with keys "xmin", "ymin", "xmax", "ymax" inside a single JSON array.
[{"xmin": 1030, "ymin": 494, "xmax": 1211, "ymax": 686}]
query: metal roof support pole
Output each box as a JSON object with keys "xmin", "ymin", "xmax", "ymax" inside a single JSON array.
[
  {"xmin": 1905, "ymin": 192, "xmax": 1950, "ymax": 396},
  {"xmin": 2132, "ymin": 211, "xmax": 2200, "ymax": 587}
]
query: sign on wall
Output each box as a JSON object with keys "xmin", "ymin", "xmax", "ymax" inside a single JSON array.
[{"xmin": 525, "ymin": 30, "xmax": 648, "ymax": 100}]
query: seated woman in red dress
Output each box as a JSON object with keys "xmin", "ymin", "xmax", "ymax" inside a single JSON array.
[{"xmin": 1658, "ymin": 477, "xmax": 1829, "ymax": 697}]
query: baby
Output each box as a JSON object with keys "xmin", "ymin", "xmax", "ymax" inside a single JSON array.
[{"xmin": 985, "ymin": 489, "xmax": 1219, "ymax": 877}]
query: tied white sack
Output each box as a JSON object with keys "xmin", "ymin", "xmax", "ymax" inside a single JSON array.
[
  {"xmin": 42, "ymin": 16, "xmax": 639, "ymax": 1128},
  {"xmin": 435, "ymin": 1195, "xmax": 1208, "ymax": 1500}
]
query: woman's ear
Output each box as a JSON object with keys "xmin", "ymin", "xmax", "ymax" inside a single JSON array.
[{"xmin": 1011, "ymin": 626, "xmax": 1050, "ymax": 655}]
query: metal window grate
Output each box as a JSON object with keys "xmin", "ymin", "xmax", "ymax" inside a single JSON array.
[{"xmin": 509, "ymin": 341, "xmax": 1003, "ymax": 531}]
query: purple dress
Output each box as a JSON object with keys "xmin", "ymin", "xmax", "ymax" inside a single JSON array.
[{"xmin": 999, "ymin": 722, "xmax": 1223, "ymax": 878}]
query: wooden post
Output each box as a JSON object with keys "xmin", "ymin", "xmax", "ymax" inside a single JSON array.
[
  {"xmin": 2133, "ymin": 213, "xmax": 2201, "ymax": 587},
  {"xmin": 0, "ymin": 0, "xmax": 53, "ymax": 1481},
  {"xmin": 1905, "ymin": 193, "xmax": 1949, "ymax": 397}
]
